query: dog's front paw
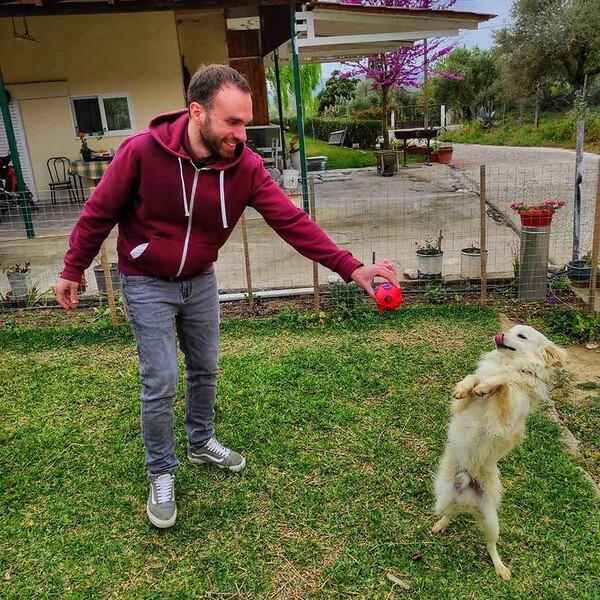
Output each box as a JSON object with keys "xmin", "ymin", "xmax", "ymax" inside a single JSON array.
[
  {"xmin": 473, "ymin": 382, "xmax": 500, "ymax": 397},
  {"xmin": 453, "ymin": 376, "xmax": 479, "ymax": 399}
]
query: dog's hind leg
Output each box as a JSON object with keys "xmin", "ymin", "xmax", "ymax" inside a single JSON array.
[
  {"xmin": 475, "ymin": 505, "xmax": 511, "ymax": 580},
  {"xmin": 431, "ymin": 514, "xmax": 453, "ymax": 534}
]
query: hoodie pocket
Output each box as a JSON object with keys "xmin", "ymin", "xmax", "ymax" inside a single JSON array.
[{"xmin": 130, "ymin": 236, "xmax": 217, "ymax": 278}]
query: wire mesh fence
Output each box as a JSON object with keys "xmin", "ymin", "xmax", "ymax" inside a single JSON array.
[{"xmin": 1, "ymin": 159, "xmax": 599, "ymax": 312}]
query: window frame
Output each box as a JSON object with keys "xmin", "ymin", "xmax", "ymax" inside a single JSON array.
[{"xmin": 69, "ymin": 93, "xmax": 136, "ymax": 138}]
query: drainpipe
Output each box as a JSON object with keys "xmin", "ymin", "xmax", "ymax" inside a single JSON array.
[
  {"xmin": 288, "ymin": 4, "xmax": 309, "ymax": 213},
  {"xmin": 0, "ymin": 65, "xmax": 35, "ymax": 238}
]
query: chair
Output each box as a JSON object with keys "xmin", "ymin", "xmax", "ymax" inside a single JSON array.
[{"xmin": 47, "ymin": 157, "xmax": 81, "ymax": 205}]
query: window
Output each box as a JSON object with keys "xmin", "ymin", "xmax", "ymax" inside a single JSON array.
[{"xmin": 70, "ymin": 94, "xmax": 135, "ymax": 137}]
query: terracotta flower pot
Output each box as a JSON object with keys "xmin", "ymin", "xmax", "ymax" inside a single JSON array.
[
  {"xmin": 518, "ymin": 210, "xmax": 554, "ymax": 227},
  {"xmin": 437, "ymin": 147, "xmax": 453, "ymax": 164}
]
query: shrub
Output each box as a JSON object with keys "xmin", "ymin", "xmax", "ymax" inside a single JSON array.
[{"xmin": 284, "ymin": 116, "xmax": 382, "ymax": 149}]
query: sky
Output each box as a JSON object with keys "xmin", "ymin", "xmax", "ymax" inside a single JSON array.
[
  {"xmin": 452, "ymin": 0, "xmax": 513, "ymax": 50},
  {"xmin": 320, "ymin": 0, "xmax": 514, "ymax": 80}
]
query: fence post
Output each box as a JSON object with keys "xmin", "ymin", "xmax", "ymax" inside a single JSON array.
[
  {"xmin": 240, "ymin": 213, "xmax": 254, "ymax": 311},
  {"xmin": 99, "ymin": 241, "xmax": 118, "ymax": 327},
  {"xmin": 589, "ymin": 161, "xmax": 600, "ymax": 312},
  {"xmin": 479, "ymin": 165, "xmax": 488, "ymax": 305},
  {"xmin": 309, "ymin": 176, "xmax": 320, "ymax": 311}
]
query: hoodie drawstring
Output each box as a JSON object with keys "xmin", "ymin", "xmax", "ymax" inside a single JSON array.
[
  {"xmin": 219, "ymin": 170, "xmax": 228, "ymax": 229},
  {"xmin": 178, "ymin": 157, "xmax": 189, "ymax": 217},
  {"xmin": 175, "ymin": 157, "xmax": 227, "ymax": 277}
]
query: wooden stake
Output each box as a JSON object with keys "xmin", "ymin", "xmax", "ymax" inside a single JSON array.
[
  {"xmin": 479, "ymin": 164, "xmax": 488, "ymax": 306},
  {"xmin": 240, "ymin": 213, "xmax": 254, "ymax": 310},
  {"xmin": 309, "ymin": 177, "xmax": 320, "ymax": 311},
  {"xmin": 99, "ymin": 241, "xmax": 118, "ymax": 327},
  {"xmin": 588, "ymin": 161, "xmax": 600, "ymax": 311}
]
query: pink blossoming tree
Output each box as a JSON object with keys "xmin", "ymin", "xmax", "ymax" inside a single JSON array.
[{"xmin": 338, "ymin": 0, "xmax": 459, "ymax": 149}]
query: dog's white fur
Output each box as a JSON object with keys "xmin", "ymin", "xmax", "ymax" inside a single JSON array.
[{"xmin": 432, "ymin": 325, "xmax": 567, "ymax": 580}]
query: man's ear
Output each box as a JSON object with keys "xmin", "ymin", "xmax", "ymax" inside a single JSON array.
[{"xmin": 189, "ymin": 102, "xmax": 206, "ymax": 126}]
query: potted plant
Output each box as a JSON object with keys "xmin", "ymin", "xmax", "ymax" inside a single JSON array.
[
  {"xmin": 2, "ymin": 262, "xmax": 32, "ymax": 297},
  {"xmin": 437, "ymin": 142, "xmax": 454, "ymax": 164},
  {"xmin": 415, "ymin": 230, "xmax": 444, "ymax": 279},
  {"xmin": 566, "ymin": 253, "xmax": 600, "ymax": 287},
  {"xmin": 289, "ymin": 135, "xmax": 301, "ymax": 171},
  {"xmin": 509, "ymin": 199, "xmax": 566, "ymax": 227},
  {"xmin": 93, "ymin": 262, "xmax": 121, "ymax": 295},
  {"xmin": 77, "ymin": 130, "xmax": 103, "ymax": 162},
  {"xmin": 375, "ymin": 139, "xmax": 401, "ymax": 176},
  {"xmin": 460, "ymin": 240, "xmax": 481, "ymax": 280}
]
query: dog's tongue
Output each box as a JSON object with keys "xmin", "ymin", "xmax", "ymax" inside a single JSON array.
[{"xmin": 494, "ymin": 332, "xmax": 504, "ymax": 346}]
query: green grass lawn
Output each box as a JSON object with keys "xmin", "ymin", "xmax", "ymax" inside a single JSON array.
[
  {"xmin": 441, "ymin": 112, "xmax": 600, "ymax": 153},
  {"xmin": 1, "ymin": 305, "xmax": 599, "ymax": 598},
  {"xmin": 284, "ymin": 134, "xmax": 424, "ymax": 170}
]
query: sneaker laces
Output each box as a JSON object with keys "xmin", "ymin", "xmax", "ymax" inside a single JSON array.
[
  {"xmin": 152, "ymin": 473, "xmax": 174, "ymax": 504},
  {"xmin": 205, "ymin": 436, "xmax": 231, "ymax": 459}
]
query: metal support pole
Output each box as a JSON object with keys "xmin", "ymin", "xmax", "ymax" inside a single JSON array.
[
  {"xmin": 588, "ymin": 161, "xmax": 600, "ymax": 312},
  {"xmin": 572, "ymin": 120, "xmax": 584, "ymax": 260},
  {"xmin": 309, "ymin": 176, "xmax": 319, "ymax": 311},
  {"xmin": 0, "ymin": 65, "xmax": 35, "ymax": 238},
  {"xmin": 518, "ymin": 224, "xmax": 551, "ymax": 300},
  {"xmin": 479, "ymin": 165, "xmax": 488, "ymax": 305},
  {"xmin": 273, "ymin": 49, "xmax": 287, "ymax": 171},
  {"xmin": 289, "ymin": 4, "xmax": 309, "ymax": 213}
]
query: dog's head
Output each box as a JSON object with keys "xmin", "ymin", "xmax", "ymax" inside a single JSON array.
[{"xmin": 494, "ymin": 324, "xmax": 567, "ymax": 368}]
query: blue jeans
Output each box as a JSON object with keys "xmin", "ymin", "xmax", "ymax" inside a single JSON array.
[{"xmin": 121, "ymin": 269, "xmax": 219, "ymax": 476}]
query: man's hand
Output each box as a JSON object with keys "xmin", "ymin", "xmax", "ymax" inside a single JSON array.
[
  {"xmin": 55, "ymin": 277, "xmax": 80, "ymax": 310},
  {"xmin": 350, "ymin": 260, "xmax": 399, "ymax": 300}
]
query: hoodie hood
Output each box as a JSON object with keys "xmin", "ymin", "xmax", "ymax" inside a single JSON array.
[{"xmin": 148, "ymin": 108, "xmax": 244, "ymax": 170}]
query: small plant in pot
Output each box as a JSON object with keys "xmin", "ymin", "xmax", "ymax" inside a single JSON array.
[
  {"xmin": 93, "ymin": 260, "xmax": 121, "ymax": 296},
  {"xmin": 460, "ymin": 240, "xmax": 482, "ymax": 280},
  {"xmin": 2, "ymin": 262, "xmax": 32, "ymax": 297},
  {"xmin": 415, "ymin": 230, "xmax": 443, "ymax": 279},
  {"xmin": 510, "ymin": 199, "xmax": 566, "ymax": 227},
  {"xmin": 566, "ymin": 252, "xmax": 600, "ymax": 287}
]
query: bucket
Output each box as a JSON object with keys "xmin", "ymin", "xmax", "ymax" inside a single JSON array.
[{"xmin": 282, "ymin": 169, "xmax": 299, "ymax": 190}]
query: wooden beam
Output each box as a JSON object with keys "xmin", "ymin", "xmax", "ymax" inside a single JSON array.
[{"xmin": 0, "ymin": 0, "xmax": 292, "ymax": 17}]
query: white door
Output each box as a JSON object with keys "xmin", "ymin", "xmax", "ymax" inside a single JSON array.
[{"xmin": 0, "ymin": 100, "xmax": 36, "ymax": 200}]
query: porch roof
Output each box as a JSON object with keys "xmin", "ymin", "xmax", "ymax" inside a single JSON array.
[{"xmin": 281, "ymin": 1, "xmax": 496, "ymax": 63}]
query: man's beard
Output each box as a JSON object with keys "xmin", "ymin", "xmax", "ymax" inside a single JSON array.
[{"xmin": 199, "ymin": 117, "xmax": 238, "ymax": 160}]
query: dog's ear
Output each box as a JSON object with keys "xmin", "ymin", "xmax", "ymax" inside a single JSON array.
[{"xmin": 543, "ymin": 343, "xmax": 567, "ymax": 368}]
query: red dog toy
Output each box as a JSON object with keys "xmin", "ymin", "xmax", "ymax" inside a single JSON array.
[{"xmin": 374, "ymin": 282, "xmax": 403, "ymax": 311}]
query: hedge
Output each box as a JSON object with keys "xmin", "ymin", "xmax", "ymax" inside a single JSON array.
[{"xmin": 283, "ymin": 116, "xmax": 382, "ymax": 150}]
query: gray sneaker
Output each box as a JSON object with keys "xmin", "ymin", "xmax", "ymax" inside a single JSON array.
[
  {"xmin": 187, "ymin": 436, "xmax": 246, "ymax": 472},
  {"xmin": 147, "ymin": 473, "xmax": 177, "ymax": 529}
]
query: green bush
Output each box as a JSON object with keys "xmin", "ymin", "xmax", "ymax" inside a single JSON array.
[{"xmin": 284, "ymin": 116, "xmax": 382, "ymax": 149}]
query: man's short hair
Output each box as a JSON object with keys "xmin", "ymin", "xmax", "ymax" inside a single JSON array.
[{"xmin": 186, "ymin": 64, "xmax": 252, "ymax": 108}]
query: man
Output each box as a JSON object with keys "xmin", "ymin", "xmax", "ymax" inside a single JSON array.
[{"xmin": 56, "ymin": 64, "xmax": 398, "ymax": 529}]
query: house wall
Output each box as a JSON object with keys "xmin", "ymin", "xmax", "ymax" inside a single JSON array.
[
  {"xmin": 0, "ymin": 12, "xmax": 188, "ymax": 193},
  {"xmin": 176, "ymin": 9, "xmax": 229, "ymax": 73}
]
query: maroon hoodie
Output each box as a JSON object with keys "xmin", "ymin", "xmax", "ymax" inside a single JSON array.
[{"xmin": 61, "ymin": 109, "xmax": 362, "ymax": 283}]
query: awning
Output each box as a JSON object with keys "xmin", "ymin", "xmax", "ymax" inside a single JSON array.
[{"xmin": 276, "ymin": 1, "xmax": 495, "ymax": 63}]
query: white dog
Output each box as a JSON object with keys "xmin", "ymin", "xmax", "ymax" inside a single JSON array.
[{"xmin": 432, "ymin": 325, "xmax": 567, "ymax": 580}]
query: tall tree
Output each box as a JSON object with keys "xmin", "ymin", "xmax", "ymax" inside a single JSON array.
[
  {"xmin": 316, "ymin": 70, "xmax": 359, "ymax": 115},
  {"xmin": 495, "ymin": 0, "xmax": 600, "ymax": 124},
  {"xmin": 430, "ymin": 47, "xmax": 501, "ymax": 121},
  {"xmin": 265, "ymin": 64, "xmax": 322, "ymax": 116}
]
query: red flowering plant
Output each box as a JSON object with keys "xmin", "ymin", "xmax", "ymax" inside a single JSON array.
[
  {"xmin": 509, "ymin": 200, "xmax": 567, "ymax": 213},
  {"xmin": 338, "ymin": 0, "xmax": 461, "ymax": 150}
]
